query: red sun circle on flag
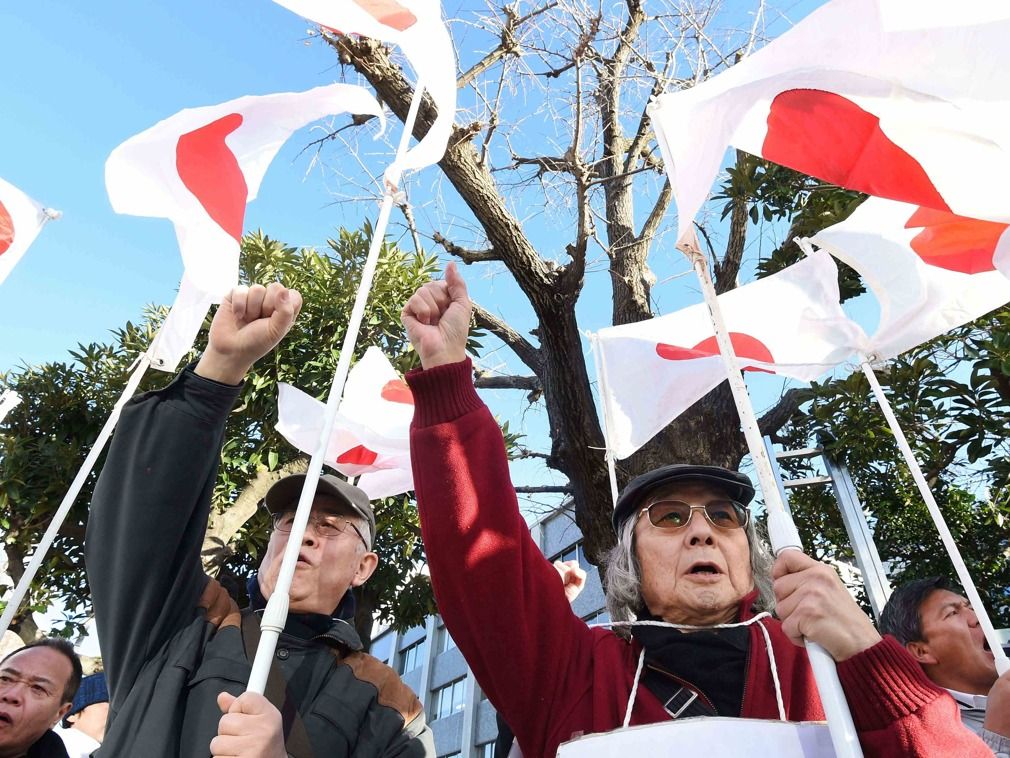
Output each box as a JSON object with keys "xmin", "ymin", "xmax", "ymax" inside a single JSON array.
[
  {"xmin": 322, "ymin": 0, "xmax": 417, "ymax": 34},
  {"xmin": 380, "ymin": 379, "xmax": 414, "ymax": 405},
  {"xmin": 337, "ymin": 445, "xmax": 379, "ymax": 466},
  {"xmin": 656, "ymin": 333, "xmax": 775, "ymax": 374},
  {"xmin": 762, "ymin": 89, "xmax": 951, "ymax": 214},
  {"xmin": 904, "ymin": 206, "xmax": 1006, "ymax": 275},
  {"xmin": 0, "ymin": 200, "xmax": 14, "ymax": 255},
  {"xmin": 176, "ymin": 113, "xmax": 248, "ymax": 243}
]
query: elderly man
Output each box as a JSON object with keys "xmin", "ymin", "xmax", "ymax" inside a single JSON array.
[
  {"xmin": 881, "ymin": 576, "xmax": 1010, "ymax": 756},
  {"xmin": 0, "ymin": 638, "xmax": 82, "ymax": 758},
  {"xmin": 86, "ymin": 282, "xmax": 434, "ymax": 757},
  {"xmin": 400, "ymin": 265, "xmax": 989, "ymax": 757}
]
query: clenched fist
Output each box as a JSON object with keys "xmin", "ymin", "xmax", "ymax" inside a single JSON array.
[
  {"xmin": 196, "ymin": 282, "xmax": 303, "ymax": 385},
  {"xmin": 401, "ymin": 262, "xmax": 471, "ymax": 370}
]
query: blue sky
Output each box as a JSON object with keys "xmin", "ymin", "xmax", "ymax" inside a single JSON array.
[{"xmin": 0, "ymin": 0, "xmax": 849, "ymax": 516}]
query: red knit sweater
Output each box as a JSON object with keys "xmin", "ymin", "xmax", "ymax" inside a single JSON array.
[{"xmin": 407, "ymin": 359, "xmax": 989, "ymax": 757}]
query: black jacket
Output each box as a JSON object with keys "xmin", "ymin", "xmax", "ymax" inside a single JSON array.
[
  {"xmin": 27, "ymin": 730, "xmax": 70, "ymax": 758},
  {"xmin": 85, "ymin": 366, "xmax": 434, "ymax": 757}
]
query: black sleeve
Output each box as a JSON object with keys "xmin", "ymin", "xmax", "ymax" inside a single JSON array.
[{"xmin": 85, "ymin": 365, "xmax": 240, "ymax": 707}]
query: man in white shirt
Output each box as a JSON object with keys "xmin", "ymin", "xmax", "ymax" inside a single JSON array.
[
  {"xmin": 53, "ymin": 672, "xmax": 107, "ymax": 758},
  {"xmin": 881, "ymin": 577, "xmax": 1009, "ymax": 757}
]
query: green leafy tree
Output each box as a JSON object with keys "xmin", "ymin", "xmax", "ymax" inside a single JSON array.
[{"xmin": 0, "ymin": 226, "xmax": 441, "ymax": 647}]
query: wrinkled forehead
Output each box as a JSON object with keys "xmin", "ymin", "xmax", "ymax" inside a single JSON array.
[
  {"xmin": 1, "ymin": 647, "xmax": 70, "ymax": 687},
  {"xmin": 642, "ymin": 478, "xmax": 733, "ymax": 505}
]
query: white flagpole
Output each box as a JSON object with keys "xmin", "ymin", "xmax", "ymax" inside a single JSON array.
[
  {"xmin": 589, "ymin": 334, "xmax": 620, "ymax": 506},
  {"xmin": 860, "ymin": 359, "xmax": 1010, "ymax": 675},
  {"xmin": 683, "ymin": 243, "xmax": 862, "ymax": 758},
  {"xmin": 0, "ymin": 353, "xmax": 151, "ymax": 638},
  {"xmin": 247, "ymin": 82, "xmax": 428, "ymax": 695},
  {"xmin": 0, "ymin": 390, "xmax": 21, "ymax": 426}
]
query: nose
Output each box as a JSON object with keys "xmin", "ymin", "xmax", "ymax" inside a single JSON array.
[
  {"xmin": 685, "ymin": 507, "xmax": 715, "ymax": 546},
  {"xmin": 301, "ymin": 527, "xmax": 318, "ymax": 547},
  {"xmin": 0, "ymin": 683, "xmax": 22, "ymax": 705}
]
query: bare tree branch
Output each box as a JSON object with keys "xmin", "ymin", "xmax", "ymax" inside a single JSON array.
[
  {"xmin": 458, "ymin": 2, "xmax": 559, "ymax": 89},
  {"xmin": 759, "ymin": 388, "xmax": 805, "ymax": 442},
  {"xmin": 472, "ymin": 301, "xmax": 543, "ymax": 373},
  {"xmin": 473, "ymin": 371, "xmax": 541, "ymax": 392},
  {"xmin": 515, "ymin": 485, "xmax": 572, "ymax": 494},
  {"xmin": 638, "ymin": 177, "xmax": 672, "ymax": 244},
  {"xmin": 432, "ymin": 231, "xmax": 499, "ymax": 264}
]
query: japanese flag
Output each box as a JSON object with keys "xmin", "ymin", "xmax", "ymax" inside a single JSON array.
[
  {"xmin": 812, "ymin": 198, "xmax": 1010, "ymax": 360},
  {"xmin": 105, "ymin": 84, "xmax": 384, "ymax": 299},
  {"xmin": 147, "ymin": 276, "xmax": 215, "ymax": 373},
  {"xmin": 650, "ymin": 0, "xmax": 1010, "ymax": 243},
  {"xmin": 0, "ymin": 390, "xmax": 21, "ymax": 426},
  {"xmin": 272, "ymin": 0, "xmax": 456, "ymax": 179},
  {"xmin": 276, "ymin": 347, "xmax": 415, "ymax": 499},
  {"xmin": 0, "ymin": 177, "xmax": 50, "ymax": 286},
  {"xmin": 596, "ymin": 252, "xmax": 866, "ymax": 458}
]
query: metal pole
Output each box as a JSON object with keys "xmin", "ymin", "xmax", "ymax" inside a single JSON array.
[
  {"xmin": 0, "ymin": 390, "xmax": 21, "ymax": 425},
  {"xmin": 0, "ymin": 354, "xmax": 151, "ymax": 637},
  {"xmin": 247, "ymin": 82, "xmax": 427, "ymax": 694},
  {"xmin": 860, "ymin": 359, "xmax": 1010, "ymax": 675},
  {"xmin": 685, "ymin": 245, "xmax": 862, "ymax": 758}
]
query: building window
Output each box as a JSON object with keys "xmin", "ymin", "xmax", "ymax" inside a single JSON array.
[
  {"xmin": 582, "ymin": 608, "xmax": 610, "ymax": 626},
  {"xmin": 398, "ymin": 639, "xmax": 425, "ymax": 674},
  {"xmin": 549, "ymin": 540, "xmax": 590, "ymax": 571},
  {"xmin": 475, "ymin": 742, "xmax": 495, "ymax": 758},
  {"xmin": 431, "ymin": 677, "xmax": 467, "ymax": 720},
  {"xmin": 437, "ymin": 624, "xmax": 457, "ymax": 654}
]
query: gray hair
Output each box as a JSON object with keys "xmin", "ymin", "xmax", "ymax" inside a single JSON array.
[{"xmin": 604, "ymin": 510, "xmax": 776, "ymax": 632}]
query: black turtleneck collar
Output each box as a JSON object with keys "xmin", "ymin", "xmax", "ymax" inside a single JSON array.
[{"xmin": 246, "ymin": 574, "xmax": 359, "ymax": 646}]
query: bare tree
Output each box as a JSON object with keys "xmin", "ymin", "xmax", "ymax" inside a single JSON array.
[{"xmin": 316, "ymin": 0, "xmax": 798, "ymax": 564}]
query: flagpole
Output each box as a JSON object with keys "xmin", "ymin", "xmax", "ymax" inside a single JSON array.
[
  {"xmin": 589, "ymin": 334, "xmax": 620, "ymax": 506},
  {"xmin": 683, "ymin": 242, "xmax": 862, "ymax": 758},
  {"xmin": 860, "ymin": 358, "xmax": 1010, "ymax": 675},
  {"xmin": 0, "ymin": 353, "xmax": 151, "ymax": 638},
  {"xmin": 0, "ymin": 390, "xmax": 21, "ymax": 426},
  {"xmin": 247, "ymin": 81, "xmax": 427, "ymax": 695}
]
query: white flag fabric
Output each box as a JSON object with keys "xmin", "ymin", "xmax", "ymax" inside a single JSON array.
[
  {"xmin": 0, "ymin": 390, "xmax": 21, "ymax": 425},
  {"xmin": 271, "ymin": 0, "xmax": 456, "ymax": 180},
  {"xmin": 650, "ymin": 0, "xmax": 1010, "ymax": 243},
  {"xmin": 812, "ymin": 198, "xmax": 1010, "ymax": 360},
  {"xmin": 105, "ymin": 84, "xmax": 384, "ymax": 299},
  {"xmin": 276, "ymin": 347, "xmax": 415, "ymax": 499},
  {"xmin": 597, "ymin": 252, "xmax": 866, "ymax": 458},
  {"xmin": 147, "ymin": 277, "xmax": 216, "ymax": 372},
  {"xmin": 0, "ymin": 177, "xmax": 48, "ymax": 286}
]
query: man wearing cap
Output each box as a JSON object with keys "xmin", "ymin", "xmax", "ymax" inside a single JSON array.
[
  {"xmin": 54, "ymin": 672, "xmax": 109, "ymax": 757},
  {"xmin": 86, "ymin": 282, "xmax": 434, "ymax": 757},
  {"xmin": 400, "ymin": 265, "xmax": 989, "ymax": 757}
]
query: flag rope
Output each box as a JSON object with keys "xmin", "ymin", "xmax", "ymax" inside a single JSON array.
[
  {"xmin": 246, "ymin": 80, "xmax": 428, "ymax": 695},
  {"xmin": 683, "ymin": 243, "xmax": 863, "ymax": 758},
  {"xmin": 861, "ymin": 359, "xmax": 1010, "ymax": 675},
  {"xmin": 0, "ymin": 352, "xmax": 151, "ymax": 638}
]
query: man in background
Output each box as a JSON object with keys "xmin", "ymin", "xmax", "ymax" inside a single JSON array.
[
  {"xmin": 54, "ymin": 672, "xmax": 108, "ymax": 758},
  {"xmin": 881, "ymin": 576, "xmax": 1010, "ymax": 756}
]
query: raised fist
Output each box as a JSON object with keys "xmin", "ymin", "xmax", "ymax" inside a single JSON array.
[{"xmin": 401, "ymin": 262, "xmax": 472, "ymax": 370}]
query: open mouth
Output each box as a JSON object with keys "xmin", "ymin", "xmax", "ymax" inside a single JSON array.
[
  {"xmin": 687, "ymin": 562, "xmax": 722, "ymax": 576},
  {"xmin": 0, "ymin": 712, "xmax": 12, "ymax": 727},
  {"xmin": 983, "ymin": 639, "xmax": 992, "ymax": 652}
]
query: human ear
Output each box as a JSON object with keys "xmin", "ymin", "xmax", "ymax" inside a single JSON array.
[
  {"xmin": 350, "ymin": 552, "xmax": 379, "ymax": 587},
  {"xmin": 906, "ymin": 640, "xmax": 938, "ymax": 665}
]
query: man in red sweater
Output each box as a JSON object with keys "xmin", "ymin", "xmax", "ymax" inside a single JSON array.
[{"xmin": 401, "ymin": 264, "xmax": 989, "ymax": 757}]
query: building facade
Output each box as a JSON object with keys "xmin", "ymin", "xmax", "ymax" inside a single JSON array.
[{"xmin": 369, "ymin": 502, "xmax": 607, "ymax": 758}]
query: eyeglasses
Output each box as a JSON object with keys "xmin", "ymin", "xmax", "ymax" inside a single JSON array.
[
  {"xmin": 272, "ymin": 511, "xmax": 369, "ymax": 549},
  {"xmin": 637, "ymin": 499, "xmax": 750, "ymax": 531}
]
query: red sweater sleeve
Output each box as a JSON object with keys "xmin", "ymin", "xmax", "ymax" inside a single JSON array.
[
  {"xmin": 838, "ymin": 635, "xmax": 992, "ymax": 756},
  {"xmin": 407, "ymin": 359, "xmax": 596, "ymax": 756}
]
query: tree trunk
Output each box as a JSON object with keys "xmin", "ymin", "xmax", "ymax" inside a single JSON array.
[{"xmin": 202, "ymin": 458, "xmax": 309, "ymax": 577}]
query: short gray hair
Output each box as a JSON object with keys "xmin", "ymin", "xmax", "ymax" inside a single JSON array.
[{"xmin": 604, "ymin": 510, "xmax": 776, "ymax": 632}]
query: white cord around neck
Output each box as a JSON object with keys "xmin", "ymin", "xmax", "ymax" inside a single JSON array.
[{"xmin": 597, "ymin": 613, "xmax": 786, "ymax": 726}]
